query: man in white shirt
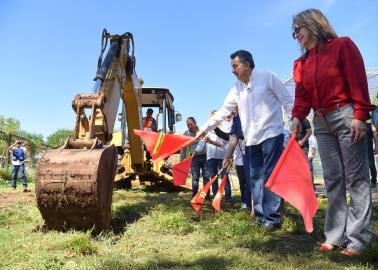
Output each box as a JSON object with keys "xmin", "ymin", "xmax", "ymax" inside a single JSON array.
[{"xmin": 195, "ymin": 50, "xmax": 293, "ymax": 229}]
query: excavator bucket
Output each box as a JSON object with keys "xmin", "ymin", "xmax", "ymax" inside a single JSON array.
[{"xmin": 35, "ymin": 145, "xmax": 117, "ymax": 231}]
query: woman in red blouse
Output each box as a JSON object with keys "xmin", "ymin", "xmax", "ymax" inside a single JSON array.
[{"xmin": 291, "ymin": 9, "xmax": 374, "ymax": 256}]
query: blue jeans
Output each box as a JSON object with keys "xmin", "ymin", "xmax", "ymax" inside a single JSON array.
[
  {"xmin": 11, "ymin": 163, "xmax": 27, "ymax": 188},
  {"xmin": 243, "ymin": 154, "xmax": 252, "ymax": 208},
  {"xmin": 206, "ymin": 158, "xmax": 231, "ymax": 201},
  {"xmin": 245, "ymin": 134, "xmax": 284, "ymax": 226},
  {"xmin": 191, "ymin": 155, "xmax": 209, "ymax": 197}
]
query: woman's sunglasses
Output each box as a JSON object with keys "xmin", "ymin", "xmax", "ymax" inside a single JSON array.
[{"xmin": 292, "ymin": 26, "xmax": 303, "ymax": 39}]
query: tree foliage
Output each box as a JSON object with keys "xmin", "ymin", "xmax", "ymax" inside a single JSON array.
[
  {"xmin": 47, "ymin": 129, "xmax": 74, "ymax": 147},
  {"xmin": 17, "ymin": 130, "xmax": 45, "ymax": 159},
  {"xmin": 0, "ymin": 115, "xmax": 20, "ymax": 134},
  {"xmin": 0, "ymin": 115, "xmax": 46, "ymax": 164},
  {"xmin": 0, "ymin": 116, "xmax": 21, "ymax": 157}
]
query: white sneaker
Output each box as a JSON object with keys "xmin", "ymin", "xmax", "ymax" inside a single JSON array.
[{"xmin": 241, "ymin": 203, "xmax": 248, "ymax": 209}]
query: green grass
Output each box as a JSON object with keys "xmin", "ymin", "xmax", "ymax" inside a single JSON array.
[
  {"xmin": 0, "ymin": 185, "xmax": 377, "ymax": 270},
  {"xmin": 0, "ymin": 166, "xmax": 36, "ymax": 187}
]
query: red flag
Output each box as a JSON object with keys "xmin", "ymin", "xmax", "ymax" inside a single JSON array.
[
  {"xmin": 191, "ymin": 174, "xmax": 219, "ymax": 213},
  {"xmin": 133, "ymin": 129, "xmax": 194, "ymax": 161},
  {"xmin": 212, "ymin": 173, "xmax": 228, "ymax": 212},
  {"xmin": 172, "ymin": 156, "xmax": 193, "ymax": 186},
  {"xmin": 265, "ymin": 135, "xmax": 318, "ymax": 233}
]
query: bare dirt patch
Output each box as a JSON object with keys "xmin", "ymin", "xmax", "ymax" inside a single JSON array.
[{"xmin": 0, "ymin": 190, "xmax": 35, "ymax": 211}]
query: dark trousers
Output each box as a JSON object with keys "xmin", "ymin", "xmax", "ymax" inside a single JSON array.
[
  {"xmin": 236, "ymin": 165, "xmax": 247, "ymax": 204},
  {"xmin": 190, "ymin": 155, "xmax": 209, "ymax": 197},
  {"xmin": 366, "ymin": 123, "xmax": 377, "ymax": 184},
  {"xmin": 206, "ymin": 158, "xmax": 231, "ymax": 201}
]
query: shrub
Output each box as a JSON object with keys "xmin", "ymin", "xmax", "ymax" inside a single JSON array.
[
  {"xmin": 0, "ymin": 167, "xmax": 11, "ymax": 183},
  {"xmin": 0, "ymin": 166, "xmax": 36, "ymax": 184}
]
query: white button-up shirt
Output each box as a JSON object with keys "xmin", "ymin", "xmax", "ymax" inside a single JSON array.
[
  {"xmin": 201, "ymin": 69, "xmax": 293, "ymax": 146},
  {"xmin": 205, "ymin": 131, "xmax": 228, "ymax": 160},
  {"xmin": 308, "ymin": 135, "xmax": 318, "ymax": 158}
]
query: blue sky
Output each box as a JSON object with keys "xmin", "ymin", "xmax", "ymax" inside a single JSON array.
[{"xmin": 1, "ymin": 0, "xmax": 378, "ymax": 139}]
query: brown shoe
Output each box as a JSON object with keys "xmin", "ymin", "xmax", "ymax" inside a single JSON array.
[{"xmin": 22, "ymin": 188, "xmax": 30, "ymax": 193}]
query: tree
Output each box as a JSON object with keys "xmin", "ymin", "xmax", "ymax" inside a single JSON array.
[
  {"xmin": 0, "ymin": 116, "xmax": 21, "ymax": 160},
  {"xmin": 0, "ymin": 115, "xmax": 47, "ymax": 166},
  {"xmin": 47, "ymin": 129, "xmax": 74, "ymax": 148},
  {"xmin": 17, "ymin": 130, "xmax": 45, "ymax": 164},
  {"xmin": 0, "ymin": 116, "xmax": 20, "ymax": 134}
]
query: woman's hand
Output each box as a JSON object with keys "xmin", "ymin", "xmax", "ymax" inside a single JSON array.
[
  {"xmin": 291, "ymin": 117, "xmax": 303, "ymax": 138},
  {"xmin": 350, "ymin": 119, "xmax": 366, "ymax": 143}
]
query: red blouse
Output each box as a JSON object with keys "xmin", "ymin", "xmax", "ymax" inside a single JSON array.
[{"xmin": 292, "ymin": 37, "xmax": 375, "ymax": 121}]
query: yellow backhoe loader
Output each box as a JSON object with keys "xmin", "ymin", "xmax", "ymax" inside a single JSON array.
[{"xmin": 35, "ymin": 29, "xmax": 182, "ymax": 231}]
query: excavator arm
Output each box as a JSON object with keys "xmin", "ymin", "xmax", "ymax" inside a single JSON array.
[
  {"xmin": 70, "ymin": 30, "xmax": 144, "ymax": 163},
  {"xmin": 35, "ymin": 30, "xmax": 145, "ymax": 231}
]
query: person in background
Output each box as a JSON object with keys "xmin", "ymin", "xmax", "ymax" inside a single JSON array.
[
  {"xmin": 221, "ymin": 110, "xmax": 250, "ymax": 210},
  {"xmin": 307, "ymin": 134, "xmax": 317, "ymax": 188},
  {"xmin": 291, "ymin": 9, "xmax": 374, "ymax": 256},
  {"xmin": 9, "ymin": 141, "xmax": 29, "ymax": 192},
  {"xmin": 180, "ymin": 117, "xmax": 209, "ymax": 197},
  {"xmin": 205, "ymin": 110, "xmax": 232, "ymax": 202},
  {"xmin": 143, "ymin": 108, "xmax": 158, "ymax": 132},
  {"xmin": 282, "ymin": 126, "xmax": 291, "ymax": 149},
  {"xmin": 365, "ymin": 122, "xmax": 377, "ymax": 187},
  {"xmin": 370, "ymin": 92, "xmax": 378, "ymax": 186},
  {"xmin": 195, "ymin": 49, "xmax": 293, "ymax": 230},
  {"xmin": 298, "ymin": 118, "xmax": 312, "ymax": 155},
  {"xmin": 371, "ymin": 92, "xmax": 378, "ymax": 154}
]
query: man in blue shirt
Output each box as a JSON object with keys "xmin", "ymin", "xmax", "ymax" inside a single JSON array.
[{"xmin": 9, "ymin": 141, "xmax": 29, "ymax": 192}]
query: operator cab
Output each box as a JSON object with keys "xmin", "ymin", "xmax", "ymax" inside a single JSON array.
[{"xmin": 140, "ymin": 87, "xmax": 181, "ymax": 133}]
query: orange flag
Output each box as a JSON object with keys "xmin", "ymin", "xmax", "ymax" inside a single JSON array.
[
  {"xmin": 172, "ymin": 156, "xmax": 193, "ymax": 186},
  {"xmin": 265, "ymin": 135, "xmax": 318, "ymax": 233},
  {"xmin": 212, "ymin": 173, "xmax": 228, "ymax": 212},
  {"xmin": 191, "ymin": 174, "xmax": 219, "ymax": 214},
  {"xmin": 133, "ymin": 129, "xmax": 194, "ymax": 161}
]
